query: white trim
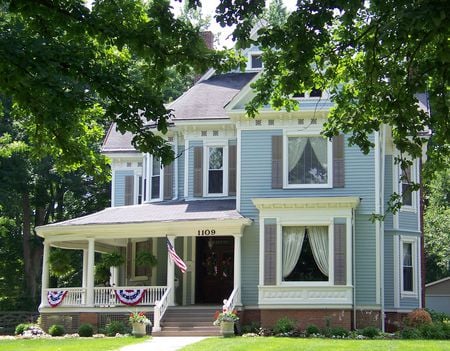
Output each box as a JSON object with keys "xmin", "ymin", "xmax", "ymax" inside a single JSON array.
[
  {"xmin": 129, "ymin": 239, "xmax": 151, "ymax": 282},
  {"xmin": 174, "ymin": 133, "xmax": 179, "ymax": 199},
  {"xmin": 146, "ymin": 155, "xmax": 164, "ymax": 202},
  {"xmin": 375, "ymin": 131, "xmax": 381, "ymax": 304},
  {"xmin": 247, "ymin": 50, "xmax": 263, "ymax": 71},
  {"xmin": 282, "ymin": 132, "xmax": 333, "ymax": 189},
  {"xmin": 182, "ymin": 237, "xmax": 187, "ymax": 305},
  {"xmin": 400, "ymin": 235, "xmax": 419, "ymax": 299},
  {"xmin": 236, "ymin": 129, "xmax": 242, "ymax": 212},
  {"xmin": 111, "ymin": 166, "xmax": 116, "ymax": 207},
  {"xmin": 184, "ymin": 139, "xmax": 189, "ymax": 199},
  {"xmin": 259, "ymin": 216, "xmax": 266, "ymax": 287},
  {"xmin": 393, "ymin": 234, "xmax": 400, "ymax": 308},
  {"xmin": 191, "ymin": 237, "xmax": 196, "ymax": 304},
  {"xmin": 253, "ymin": 197, "xmax": 360, "ymax": 210}
]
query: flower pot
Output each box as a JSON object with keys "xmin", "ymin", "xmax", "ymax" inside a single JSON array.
[
  {"xmin": 131, "ymin": 322, "xmax": 146, "ymax": 337},
  {"xmin": 220, "ymin": 321, "xmax": 235, "ymax": 337}
]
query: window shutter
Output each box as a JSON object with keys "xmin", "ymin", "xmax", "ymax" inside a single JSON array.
[
  {"xmin": 334, "ymin": 223, "xmax": 347, "ymax": 285},
  {"xmin": 333, "ymin": 134, "xmax": 345, "ymax": 188},
  {"xmin": 164, "ymin": 162, "xmax": 174, "ymax": 200},
  {"xmin": 193, "ymin": 146, "xmax": 203, "ymax": 197},
  {"xmin": 126, "ymin": 241, "xmax": 132, "ymax": 279},
  {"xmin": 272, "ymin": 135, "xmax": 283, "ymax": 189},
  {"xmin": 228, "ymin": 144, "xmax": 237, "ymax": 195},
  {"xmin": 264, "ymin": 223, "xmax": 277, "ymax": 285},
  {"xmin": 124, "ymin": 175, "xmax": 134, "ymax": 205}
]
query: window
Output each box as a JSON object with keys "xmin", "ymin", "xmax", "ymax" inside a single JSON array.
[
  {"xmin": 282, "ymin": 226, "xmax": 329, "ymax": 282},
  {"xmin": 150, "ymin": 157, "xmax": 161, "ymax": 200},
  {"xmin": 124, "ymin": 175, "xmax": 134, "ymax": 205},
  {"xmin": 286, "ymin": 135, "xmax": 330, "ymax": 187},
  {"xmin": 402, "ymin": 242, "xmax": 413, "ymax": 292},
  {"xmin": 130, "ymin": 240, "xmax": 154, "ymax": 281},
  {"xmin": 137, "ymin": 176, "xmax": 143, "ymax": 204},
  {"xmin": 251, "ymin": 54, "xmax": 262, "ymax": 69},
  {"xmin": 207, "ymin": 146, "xmax": 224, "ymax": 194},
  {"xmin": 401, "ymin": 164, "xmax": 413, "ymax": 206},
  {"xmin": 397, "ymin": 159, "xmax": 418, "ymax": 210}
]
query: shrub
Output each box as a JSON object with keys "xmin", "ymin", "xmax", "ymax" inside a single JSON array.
[
  {"xmin": 419, "ymin": 323, "xmax": 446, "ymax": 339},
  {"xmin": 361, "ymin": 326, "xmax": 381, "ymax": 338},
  {"xmin": 425, "ymin": 308, "xmax": 450, "ymax": 323},
  {"xmin": 48, "ymin": 324, "xmax": 65, "ymax": 336},
  {"xmin": 305, "ymin": 324, "xmax": 320, "ymax": 336},
  {"xmin": 401, "ymin": 327, "xmax": 422, "ymax": 339},
  {"xmin": 105, "ymin": 321, "xmax": 129, "ymax": 336},
  {"xmin": 241, "ymin": 321, "xmax": 260, "ymax": 334},
  {"xmin": 273, "ymin": 317, "xmax": 296, "ymax": 334},
  {"xmin": 78, "ymin": 323, "xmax": 94, "ymax": 337},
  {"xmin": 405, "ymin": 308, "xmax": 432, "ymax": 328},
  {"xmin": 15, "ymin": 323, "xmax": 31, "ymax": 335},
  {"xmin": 329, "ymin": 326, "xmax": 349, "ymax": 338}
]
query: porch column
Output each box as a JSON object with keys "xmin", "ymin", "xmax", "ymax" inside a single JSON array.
[
  {"xmin": 86, "ymin": 238, "xmax": 95, "ymax": 307},
  {"xmin": 234, "ymin": 234, "xmax": 242, "ymax": 305},
  {"xmin": 82, "ymin": 249, "xmax": 88, "ymax": 304},
  {"xmin": 40, "ymin": 241, "xmax": 51, "ymax": 308},
  {"xmin": 167, "ymin": 236, "xmax": 175, "ymax": 306}
]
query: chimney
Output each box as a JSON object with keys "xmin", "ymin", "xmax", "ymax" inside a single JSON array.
[{"xmin": 200, "ymin": 31, "xmax": 214, "ymax": 49}]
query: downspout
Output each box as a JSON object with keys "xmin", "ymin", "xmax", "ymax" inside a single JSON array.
[
  {"xmin": 352, "ymin": 207, "xmax": 357, "ymax": 330},
  {"xmin": 380, "ymin": 125, "xmax": 386, "ymax": 332}
]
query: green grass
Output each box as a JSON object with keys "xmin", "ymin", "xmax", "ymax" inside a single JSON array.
[
  {"xmin": 0, "ymin": 336, "xmax": 149, "ymax": 351},
  {"xmin": 180, "ymin": 337, "xmax": 450, "ymax": 351}
]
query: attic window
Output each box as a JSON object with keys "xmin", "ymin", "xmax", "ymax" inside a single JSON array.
[
  {"xmin": 255, "ymin": 120, "xmax": 262, "ymax": 126},
  {"xmin": 201, "ymin": 131, "xmax": 207, "ymax": 137},
  {"xmin": 268, "ymin": 120, "xmax": 274, "ymax": 126},
  {"xmin": 251, "ymin": 54, "xmax": 263, "ymax": 69},
  {"xmin": 213, "ymin": 130, "xmax": 219, "ymax": 136}
]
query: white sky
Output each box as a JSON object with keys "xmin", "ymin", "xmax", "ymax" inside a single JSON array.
[{"xmin": 171, "ymin": 0, "xmax": 297, "ymax": 48}]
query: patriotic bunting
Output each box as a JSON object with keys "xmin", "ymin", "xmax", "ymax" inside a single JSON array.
[
  {"xmin": 114, "ymin": 289, "xmax": 146, "ymax": 306},
  {"xmin": 47, "ymin": 290, "xmax": 68, "ymax": 307}
]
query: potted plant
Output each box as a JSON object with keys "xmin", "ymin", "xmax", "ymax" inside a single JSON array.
[
  {"xmin": 213, "ymin": 309, "xmax": 239, "ymax": 337},
  {"xmin": 129, "ymin": 311, "xmax": 151, "ymax": 337}
]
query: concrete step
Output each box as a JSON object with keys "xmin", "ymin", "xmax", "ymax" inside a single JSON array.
[
  {"xmin": 152, "ymin": 329, "xmax": 221, "ymax": 337},
  {"xmin": 162, "ymin": 321, "xmax": 214, "ymax": 327}
]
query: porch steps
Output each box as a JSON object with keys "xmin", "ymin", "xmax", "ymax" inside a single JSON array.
[{"xmin": 152, "ymin": 306, "xmax": 222, "ymax": 336}]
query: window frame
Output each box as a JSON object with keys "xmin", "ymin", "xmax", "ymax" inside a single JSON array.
[
  {"xmin": 399, "ymin": 236, "xmax": 419, "ymax": 298},
  {"xmin": 398, "ymin": 159, "xmax": 418, "ymax": 212},
  {"xmin": 283, "ymin": 132, "xmax": 333, "ymax": 189},
  {"xmin": 247, "ymin": 51, "xmax": 263, "ymax": 70},
  {"xmin": 146, "ymin": 154, "xmax": 164, "ymax": 202},
  {"xmin": 279, "ymin": 224, "xmax": 333, "ymax": 286},
  {"xmin": 203, "ymin": 142, "xmax": 229, "ymax": 197},
  {"xmin": 129, "ymin": 239, "xmax": 156, "ymax": 283}
]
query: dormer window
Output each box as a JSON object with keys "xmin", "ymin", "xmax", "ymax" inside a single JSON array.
[{"xmin": 251, "ymin": 53, "xmax": 263, "ymax": 69}]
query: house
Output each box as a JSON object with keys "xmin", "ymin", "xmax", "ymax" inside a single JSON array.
[
  {"xmin": 36, "ymin": 44, "xmax": 427, "ymax": 334},
  {"xmin": 425, "ymin": 277, "xmax": 450, "ymax": 315}
]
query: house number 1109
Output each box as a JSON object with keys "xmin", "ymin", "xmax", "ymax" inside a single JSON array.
[{"xmin": 197, "ymin": 229, "xmax": 216, "ymax": 236}]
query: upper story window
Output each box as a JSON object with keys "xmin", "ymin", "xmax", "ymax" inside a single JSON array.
[
  {"xmin": 208, "ymin": 147, "xmax": 224, "ymax": 194},
  {"xmin": 150, "ymin": 157, "xmax": 162, "ymax": 200},
  {"xmin": 283, "ymin": 226, "xmax": 329, "ymax": 283},
  {"xmin": 285, "ymin": 135, "xmax": 331, "ymax": 188},
  {"xmin": 397, "ymin": 158, "xmax": 418, "ymax": 211},
  {"xmin": 293, "ymin": 89, "xmax": 323, "ymax": 98},
  {"xmin": 400, "ymin": 236, "xmax": 418, "ymax": 297}
]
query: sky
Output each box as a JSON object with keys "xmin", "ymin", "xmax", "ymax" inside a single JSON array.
[{"xmin": 170, "ymin": 0, "xmax": 297, "ymax": 48}]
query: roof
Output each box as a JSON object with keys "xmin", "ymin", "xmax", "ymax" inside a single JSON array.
[
  {"xmin": 102, "ymin": 123, "xmax": 136, "ymax": 153},
  {"xmin": 425, "ymin": 276, "xmax": 450, "ymax": 288},
  {"xmin": 167, "ymin": 72, "xmax": 257, "ymax": 120},
  {"xmin": 39, "ymin": 200, "xmax": 245, "ymax": 228}
]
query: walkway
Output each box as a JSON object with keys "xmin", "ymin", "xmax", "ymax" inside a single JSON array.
[{"xmin": 121, "ymin": 336, "xmax": 209, "ymax": 351}]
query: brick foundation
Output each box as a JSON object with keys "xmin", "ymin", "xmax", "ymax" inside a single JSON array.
[
  {"xmin": 385, "ymin": 312, "xmax": 409, "ymax": 332},
  {"xmin": 79, "ymin": 313, "xmax": 99, "ymax": 328},
  {"xmin": 354, "ymin": 310, "xmax": 382, "ymax": 329}
]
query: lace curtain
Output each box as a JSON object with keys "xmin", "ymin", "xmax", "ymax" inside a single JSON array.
[
  {"xmin": 308, "ymin": 226, "xmax": 329, "ymax": 277},
  {"xmin": 288, "ymin": 138, "xmax": 308, "ymax": 172},
  {"xmin": 282, "ymin": 226, "xmax": 306, "ymax": 278}
]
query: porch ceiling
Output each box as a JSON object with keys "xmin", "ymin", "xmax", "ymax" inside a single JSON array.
[{"xmin": 36, "ymin": 200, "xmax": 251, "ymax": 241}]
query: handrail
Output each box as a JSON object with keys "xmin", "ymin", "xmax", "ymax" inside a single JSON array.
[
  {"xmin": 152, "ymin": 287, "xmax": 171, "ymax": 332},
  {"xmin": 223, "ymin": 287, "xmax": 239, "ymax": 313}
]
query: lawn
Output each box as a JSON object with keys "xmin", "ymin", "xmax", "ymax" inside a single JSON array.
[
  {"xmin": 180, "ymin": 337, "xmax": 450, "ymax": 351},
  {"xmin": 0, "ymin": 336, "xmax": 149, "ymax": 351}
]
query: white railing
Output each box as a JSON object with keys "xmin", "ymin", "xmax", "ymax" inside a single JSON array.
[
  {"xmin": 94, "ymin": 286, "xmax": 167, "ymax": 307},
  {"xmin": 152, "ymin": 287, "xmax": 171, "ymax": 333},
  {"xmin": 223, "ymin": 287, "xmax": 239, "ymax": 313},
  {"xmin": 44, "ymin": 288, "xmax": 86, "ymax": 307}
]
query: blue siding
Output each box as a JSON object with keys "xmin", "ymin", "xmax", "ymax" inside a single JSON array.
[
  {"xmin": 384, "ymin": 233, "xmax": 395, "ymax": 308},
  {"xmin": 114, "ymin": 170, "xmax": 134, "ymax": 206},
  {"xmin": 241, "ymin": 223, "xmax": 260, "ymax": 305},
  {"xmin": 399, "ymin": 211, "xmax": 419, "ymax": 232},
  {"xmin": 239, "ymin": 129, "xmax": 376, "ymax": 220},
  {"xmin": 384, "ymin": 155, "xmax": 394, "ymax": 229},
  {"xmin": 401, "ymin": 296, "xmax": 420, "ymax": 310},
  {"xmin": 355, "ymin": 214, "xmax": 377, "ymax": 305}
]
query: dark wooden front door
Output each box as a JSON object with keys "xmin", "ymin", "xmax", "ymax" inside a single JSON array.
[{"xmin": 196, "ymin": 236, "xmax": 234, "ymax": 304}]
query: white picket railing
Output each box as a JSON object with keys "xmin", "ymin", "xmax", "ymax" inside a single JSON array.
[
  {"xmin": 223, "ymin": 287, "xmax": 239, "ymax": 313},
  {"xmin": 152, "ymin": 287, "xmax": 171, "ymax": 333}
]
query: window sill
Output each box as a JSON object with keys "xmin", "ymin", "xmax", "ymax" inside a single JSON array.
[
  {"xmin": 284, "ymin": 184, "xmax": 332, "ymax": 189},
  {"xmin": 400, "ymin": 206, "xmax": 417, "ymax": 213},
  {"xmin": 401, "ymin": 291, "xmax": 418, "ymax": 299}
]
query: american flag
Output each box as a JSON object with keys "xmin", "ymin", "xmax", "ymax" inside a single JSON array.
[{"xmin": 167, "ymin": 238, "xmax": 187, "ymax": 273}]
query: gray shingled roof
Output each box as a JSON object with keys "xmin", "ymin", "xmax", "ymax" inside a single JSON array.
[
  {"xmin": 102, "ymin": 124, "xmax": 136, "ymax": 153},
  {"xmin": 42, "ymin": 200, "xmax": 244, "ymax": 227},
  {"xmin": 167, "ymin": 72, "xmax": 257, "ymax": 120}
]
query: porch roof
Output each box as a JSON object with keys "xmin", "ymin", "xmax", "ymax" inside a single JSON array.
[{"xmin": 36, "ymin": 200, "xmax": 251, "ymax": 239}]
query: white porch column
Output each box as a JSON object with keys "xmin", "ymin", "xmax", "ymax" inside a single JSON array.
[
  {"xmin": 234, "ymin": 234, "xmax": 242, "ymax": 305},
  {"xmin": 86, "ymin": 238, "xmax": 95, "ymax": 307},
  {"xmin": 167, "ymin": 236, "xmax": 176, "ymax": 306},
  {"xmin": 39, "ymin": 241, "xmax": 51, "ymax": 309},
  {"xmin": 82, "ymin": 249, "xmax": 88, "ymax": 304}
]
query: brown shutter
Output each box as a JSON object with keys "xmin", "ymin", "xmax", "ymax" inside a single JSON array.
[
  {"xmin": 272, "ymin": 135, "xmax": 283, "ymax": 189},
  {"xmin": 164, "ymin": 162, "xmax": 174, "ymax": 200},
  {"xmin": 126, "ymin": 240, "xmax": 132, "ymax": 279},
  {"xmin": 334, "ymin": 223, "xmax": 347, "ymax": 285},
  {"xmin": 193, "ymin": 146, "xmax": 203, "ymax": 197},
  {"xmin": 124, "ymin": 175, "xmax": 134, "ymax": 205},
  {"xmin": 333, "ymin": 134, "xmax": 345, "ymax": 188},
  {"xmin": 264, "ymin": 223, "xmax": 277, "ymax": 285},
  {"xmin": 228, "ymin": 144, "xmax": 237, "ymax": 196}
]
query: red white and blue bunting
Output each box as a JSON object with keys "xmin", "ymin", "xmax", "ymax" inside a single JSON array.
[
  {"xmin": 114, "ymin": 289, "xmax": 146, "ymax": 306},
  {"xmin": 47, "ymin": 290, "xmax": 68, "ymax": 307}
]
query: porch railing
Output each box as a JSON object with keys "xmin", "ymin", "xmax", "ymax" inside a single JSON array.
[
  {"xmin": 223, "ymin": 287, "xmax": 239, "ymax": 313},
  {"xmin": 152, "ymin": 286, "xmax": 171, "ymax": 333}
]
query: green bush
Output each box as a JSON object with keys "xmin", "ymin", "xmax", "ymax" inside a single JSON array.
[
  {"xmin": 401, "ymin": 327, "xmax": 422, "ymax": 339},
  {"xmin": 419, "ymin": 323, "xmax": 446, "ymax": 339},
  {"xmin": 241, "ymin": 321, "xmax": 260, "ymax": 334},
  {"xmin": 105, "ymin": 321, "xmax": 129, "ymax": 336},
  {"xmin": 305, "ymin": 324, "xmax": 320, "ymax": 336},
  {"xmin": 329, "ymin": 326, "xmax": 349, "ymax": 338},
  {"xmin": 48, "ymin": 324, "xmax": 65, "ymax": 336},
  {"xmin": 425, "ymin": 308, "xmax": 450, "ymax": 323},
  {"xmin": 273, "ymin": 317, "xmax": 296, "ymax": 334},
  {"xmin": 361, "ymin": 326, "xmax": 381, "ymax": 338},
  {"xmin": 78, "ymin": 323, "xmax": 94, "ymax": 337},
  {"xmin": 15, "ymin": 323, "xmax": 31, "ymax": 335}
]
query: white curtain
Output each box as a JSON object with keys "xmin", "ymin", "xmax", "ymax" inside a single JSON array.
[
  {"xmin": 288, "ymin": 137, "xmax": 307, "ymax": 172},
  {"xmin": 308, "ymin": 226, "xmax": 329, "ymax": 277},
  {"xmin": 309, "ymin": 137, "xmax": 328, "ymax": 169},
  {"xmin": 282, "ymin": 226, "xmax": 306, "ymax": 278}
]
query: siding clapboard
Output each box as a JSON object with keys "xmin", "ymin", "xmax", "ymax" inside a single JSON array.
[{"xmin": 114, "ymin": 170, "xmax": 134, "ymax": 207}]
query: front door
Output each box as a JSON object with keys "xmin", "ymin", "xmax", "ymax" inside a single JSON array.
[{"xmin": 195, "ymin": 236, "xmax": 234, "ymax": 304}]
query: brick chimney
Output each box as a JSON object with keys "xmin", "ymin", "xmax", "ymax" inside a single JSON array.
[{"xmin": 200, "ymin": 30, "xmax": 214, "ymax": 49}]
